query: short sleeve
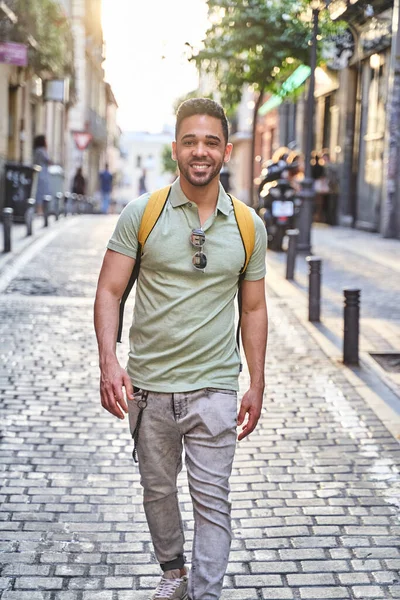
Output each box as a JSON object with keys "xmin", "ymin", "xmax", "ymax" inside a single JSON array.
[
  {"xmin": 107, "ymin": 194, "xmax": 150, "ymax": 258},
  {"xmin": 243, "ymin": 209, "xmax": 267, "ymax": 281}
]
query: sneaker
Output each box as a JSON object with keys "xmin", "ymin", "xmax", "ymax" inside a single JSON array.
[{"xmin": 151, "ymin": 570, "xmax": 188, "ymax": 600}]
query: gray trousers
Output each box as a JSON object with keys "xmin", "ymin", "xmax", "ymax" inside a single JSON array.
[{"xmin": 128, "ymin": 388, "xmax": 237, "ymax": 600}]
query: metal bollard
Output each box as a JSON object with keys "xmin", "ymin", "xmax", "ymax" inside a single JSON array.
[
  {"xmin": 306, "ymin": 256, "xmax": 322, "ymax": 322},
  {"xmin": 343, "ymin": 288, "xmax": 360, "ymax": 365},
  {"xmin": 286, "ymin": 228, "xmax": 299, "ymax": 280},
  {"xmin": 55, "ymin": 192, "xmax": 63, "ymax": 221},
  {"xmin": 25, "ymin": 198, "xmax": 35, "ymax": 236},
  {"xmin": 43, "ymin": 195, "xmax": 52, "ymax": 227},
  {"xmin": 2, "ymin": 207, "xmax": 13, "ymax": 253},
  {"xmin": 71, "ymin": 193, "xmax": 77, "ymax": 214},
  {"xmin": 64, "ymin": 192, "xmax": 70, "ymax": 217}
]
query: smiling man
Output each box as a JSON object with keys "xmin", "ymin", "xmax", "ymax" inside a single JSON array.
[{"xmin": 94, "ymin": 98, "xmax": 268, "ymax": 600}]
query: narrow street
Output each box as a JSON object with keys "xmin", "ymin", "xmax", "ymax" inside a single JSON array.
[{"xmin": 0, "ymin": 215, "xmax": 399, "ymax": 600}]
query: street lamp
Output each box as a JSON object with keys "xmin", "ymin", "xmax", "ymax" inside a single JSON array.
[{"xmin": 297, "ymin": 0, "xmax": 329, "ymax": 253}]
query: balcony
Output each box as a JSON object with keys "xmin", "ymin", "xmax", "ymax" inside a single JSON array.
[{"xmin": 87, "ymin": 108, "xmax": 106, "ymax": 145}]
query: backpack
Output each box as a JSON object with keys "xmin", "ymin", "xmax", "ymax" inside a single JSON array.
[{"xmin": 117, "ymin": 185, "xmax": 256, "ymax": 361}]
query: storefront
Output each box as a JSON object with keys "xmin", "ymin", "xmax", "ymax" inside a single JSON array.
[
  {"xmin": 328, "ymin": 1, "xmax": 395, "ymax": 234},
  {"xmin": 353, "ymin": 10, "xmax": 392, "ymax": 231}
]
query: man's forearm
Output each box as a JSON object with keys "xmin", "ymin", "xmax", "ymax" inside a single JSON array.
[
  {"xmin": 94, "ymin": 290, "xmax": 120, "ymax": 367},
  {"xmin": 240, "ymin": 307, "xmax": 268, "ymax": 390}
]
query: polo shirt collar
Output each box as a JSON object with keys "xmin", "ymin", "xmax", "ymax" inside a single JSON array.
[{"xmin": 169, "ymin": 177, "xmax": 231, "ymax": 216}]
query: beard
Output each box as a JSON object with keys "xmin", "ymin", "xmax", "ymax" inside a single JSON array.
[{"xmin": 176, "ymin": 157, "xmax": 224, "ymax": 187}]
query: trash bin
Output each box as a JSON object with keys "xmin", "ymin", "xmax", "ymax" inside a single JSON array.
[
  {"xmin": 3, "ymin": 162, "xmax": 41, "ymax": 222},
  {"xmin": 48, "ymin": 165, "xmax": 65, "ymax": 215}
]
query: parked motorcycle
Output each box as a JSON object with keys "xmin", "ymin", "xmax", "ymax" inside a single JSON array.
[{"xmin": 257, "ymin": 148, "xmax": 302, "ymax": 251}]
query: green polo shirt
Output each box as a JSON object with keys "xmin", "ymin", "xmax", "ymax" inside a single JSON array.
[{"xmin": 107, "ymin": 178, "xmax": 267, "ymax": 392}]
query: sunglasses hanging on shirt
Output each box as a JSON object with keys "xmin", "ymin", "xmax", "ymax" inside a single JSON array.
[{"xmin": 190, "ymin": 228, "xmax": 207, "ymax": 271}]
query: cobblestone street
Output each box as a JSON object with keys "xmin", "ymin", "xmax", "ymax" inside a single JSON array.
[{"xmin": 0, "ymin": 215, "xmax": 399, "ymax": 600}]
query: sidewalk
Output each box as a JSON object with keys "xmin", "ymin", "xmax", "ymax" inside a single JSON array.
[
  {"xmin": 265, "ymin": 224, "xmax": 400, "ymax": 437},
  {"xmin": 0, "ymin": 215, "xmax": 63, "ymax": 274},
  {"xmin": 0, "ymin": 216, "xmax": 399, "ymax": 599}
]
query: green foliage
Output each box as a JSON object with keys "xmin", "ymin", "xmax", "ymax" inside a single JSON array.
[
  {"xmin": 192, "ymin": 0, "xmax": 345, "ymax": 112},
  {"xmin": 13, "ymin": 0, "xmax": 75, "ymax": 81},
  {"xmin": 161, "ymin": 144, "xmax": 177, "ymax": 176}
]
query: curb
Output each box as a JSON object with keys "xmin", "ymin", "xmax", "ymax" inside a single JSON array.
[
  {"xmin": 0, "ymin": 215, "xmax": 66, "ymax": 273},
  {"xmin": 266, "ymin": 257, "xmax": 400, "ymax": 442},
  {"xmin": 0, "ymin": 216, "xmax": 77, "ymax": 293}
]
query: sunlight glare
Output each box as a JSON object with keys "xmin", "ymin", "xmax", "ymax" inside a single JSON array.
[{"xmin": 101, "ymin": 0, "xmax": 209, "ymax": 133}]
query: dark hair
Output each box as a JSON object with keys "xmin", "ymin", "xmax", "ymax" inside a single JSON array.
[
  {"xmin": 33, "ymin": 135, "xmax": 46, "ymax": 149},
  {"xmin": 175, "ymin": 98, "xmax": 229, "ymax": 144}
]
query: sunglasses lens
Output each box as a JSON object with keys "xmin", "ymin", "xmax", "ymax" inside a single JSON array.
[
  {"xmin": 191, "ymin": 229, "xmax": 206, "ymax": 247},
  {"xmin": 192, "ymin": 252, "xmax": 207, "ymax": 270}
]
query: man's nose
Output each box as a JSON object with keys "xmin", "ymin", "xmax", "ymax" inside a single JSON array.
[{"xmin": 192, "ymin": 143, "xmax": 207, "ymax": 156}]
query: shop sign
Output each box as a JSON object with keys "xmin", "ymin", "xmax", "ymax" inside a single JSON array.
[
  {"xmin": 360, "ymin": 18, "xmax": 392, "ymax": 56},
  {"xmin": 322, "ymin": 28, "xmax": 355, "ymax": 70},
  {"xmin": 0, "ymin": 42, "xmax": 27, "ymax": 66}
]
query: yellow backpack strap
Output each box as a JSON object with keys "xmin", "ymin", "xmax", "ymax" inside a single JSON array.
[
  {"xmin": 231, "ymin": 195, "xmax": 256, "ymax": 275},
  {"xmin": 138, "ymin": 185, "xmax": 171, "ymax": 248},
  {"xmin": 117, "ymin": 185, "xmax": 171, "ymax": 343}
]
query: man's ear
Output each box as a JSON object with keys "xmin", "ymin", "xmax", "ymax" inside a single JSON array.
[
  {"xmin": 224, "ymin": 142, "xmax": 233, "ymax": 163},
  {"xmin": 171, "ymin": 141, "xmax": 177, "ymax": 161}
]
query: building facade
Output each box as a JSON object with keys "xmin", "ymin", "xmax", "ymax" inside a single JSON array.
[
  {"xmin": 65, "ymin": 0, "xmax": 108, "ymax": 195},
  {"xmin": 252, "ymin": 0, "xmax": 399, "ymax": 238},
  {"xmin": 118, "ymin": 130, "xmax": 174, "ymax": 208},
  {"xmin": 0, "ymin": 0, "xmax": 118, "ymax": 212}
]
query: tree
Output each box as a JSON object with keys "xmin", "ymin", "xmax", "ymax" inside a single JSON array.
[
  {"xmin": 3, "ymin": 0, "xmax": 75, "ymax": 93},
  {"xmin": 191, "ymin": 0, "xmax": 342, "ymax": 205}
]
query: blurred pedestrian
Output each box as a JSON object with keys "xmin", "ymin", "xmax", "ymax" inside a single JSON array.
[
  {"xmin": 94, "ymin": 97, "xmax": 268, "ymax": 600},
  {"xmin": 138, "ymin": 168, "xmax": 147, "ymax": 195},
  {"xmin": 71, "ymin": 167, "xmax": 86, "ymax": 196},
  {"xmin": 285, "ymin": 151, "xmax": 304, "ymax": 194},
  {"xmin": 312, "ymin": 153, "xmax": 329, "ymax": 222},
  {"xmin": 99, "ymin": 163, "xmax": 113, "ymax": 214},
  {"xmin": 321, "ymin": 150, "xmax": 339, "ymax": 225},
  {"xmin": 33, "ymin": 135, "xmax": 51, "ymax": 215}
]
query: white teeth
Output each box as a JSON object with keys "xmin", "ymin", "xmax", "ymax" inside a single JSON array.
[{"xmin": 192, "ymin": 164, "xmax": 208, "ymax": 169}]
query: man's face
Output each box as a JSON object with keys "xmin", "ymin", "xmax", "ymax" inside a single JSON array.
[{"xmin": 172, "ymin": 114, "xmax": 233, "ymax": 187}]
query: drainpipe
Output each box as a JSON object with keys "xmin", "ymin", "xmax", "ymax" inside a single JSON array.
[{"xmin": 381, "ymin": 0, "xmax": 400, "ymax": 238}]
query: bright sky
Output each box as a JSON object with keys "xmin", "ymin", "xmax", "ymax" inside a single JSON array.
[{"xmin": 101, "ymin": 0, "xmax": 210, "ymax": 134}]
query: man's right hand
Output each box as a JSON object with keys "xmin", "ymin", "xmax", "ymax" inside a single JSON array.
[{"xmin": 99, "ymin": 359, "xmax": 133, "ymax": 420}]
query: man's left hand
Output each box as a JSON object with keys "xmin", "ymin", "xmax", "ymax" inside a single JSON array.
[{"xmin": 237, "ymin": 388, "xmax": 264, "ymax": 441}]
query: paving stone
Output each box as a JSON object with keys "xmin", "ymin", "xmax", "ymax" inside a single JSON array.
[
  {"xmin": 352, "ymin": 585, "xmax": 386, "ymax": 597},
  {"xmin": 261, "ymin": 590, "xmax": 294, "ymax": 599},
  {"xmin": 14, "ymin": 576, "xmax": 63, "ymax": 589},
  {"xmin": 299, "ymin": 587, "xmax": 350, "ymax": 598},
  {"xmin": 372, "ymin": 571, "xmax": 399, "ymax": 584},
  {"xmin": 338, "ymin": 573, "xmax": 371, "ymax": 585},
  {"xmin": 234, "ymin": 574, "xmax": 283, "ymax": 587},
  {"xmin": 351, "ymin": 559, "xmax": 383, "ymax": 571},
  {"xmin": 0, "ymin": 594, "xmax": 52, "ymax": 599},
  {"xmin": 250, "ymin": 561, "xmax": 298, "ymax": 573},
  {"xmin": 389, "ymin": 585, "xmax": 400, "ymax": 597},
  {"xmin": 287, "ymin": 573, "xmax": 336, "ymax": 586}
]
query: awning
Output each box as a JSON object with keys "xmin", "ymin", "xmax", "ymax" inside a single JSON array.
[{"xmin": 258, "ymin": 64, "xmax": 311, "ymax": 116}]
